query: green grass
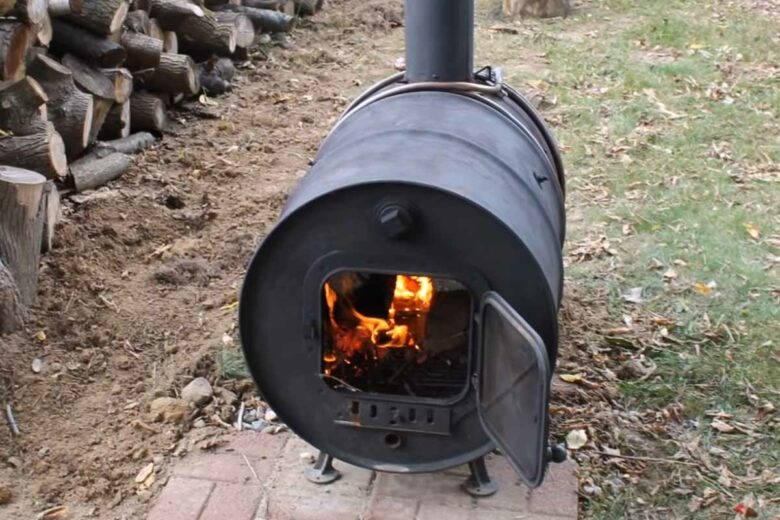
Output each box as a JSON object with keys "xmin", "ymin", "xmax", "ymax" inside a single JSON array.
[{"xmin": 477, "ymin": 0, "xmax": 779, "ymax": 517}]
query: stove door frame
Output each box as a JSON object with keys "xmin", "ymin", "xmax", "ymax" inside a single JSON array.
[{"xmin": 476, "ymin": 291, "xmax": 551, "ymax": 488}]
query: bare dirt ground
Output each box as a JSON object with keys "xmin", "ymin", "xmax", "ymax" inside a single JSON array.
[{"xmin": 0, "ymin": 1, "xmax": 407, "ymax": 517}]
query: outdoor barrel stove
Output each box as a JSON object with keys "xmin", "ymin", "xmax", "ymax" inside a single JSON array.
[{"xmin": 240, "ymin": 0, "xmax": 567, "ymax": 495}]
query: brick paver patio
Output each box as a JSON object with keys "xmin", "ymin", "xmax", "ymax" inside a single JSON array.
[{"xmin": 148, "ymin": 431, "xmax": 578, "ymax": 520}]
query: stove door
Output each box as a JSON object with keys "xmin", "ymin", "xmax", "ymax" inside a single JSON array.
[{"xmin": 477, "ymin": 292, "xmax": 550, "ymax": 488}]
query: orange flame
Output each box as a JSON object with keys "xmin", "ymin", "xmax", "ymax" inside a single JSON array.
[{"xmin": 324, "ymin": 275, "xmax": 434, "ymax": 366}]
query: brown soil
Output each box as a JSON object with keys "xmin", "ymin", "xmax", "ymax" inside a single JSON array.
[{"xmin": 0, "ymin": 1, "xmax": 406, "ymax": 517}]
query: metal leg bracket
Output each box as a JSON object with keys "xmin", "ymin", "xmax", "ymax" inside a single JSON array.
[{"xmin": 303, "ymin": 451, "xmax": 342, "ymax": 485}]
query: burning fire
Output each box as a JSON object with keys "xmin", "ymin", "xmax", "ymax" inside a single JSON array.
[{"xmin": 323, "ymin": 275, "xmax": 434, "ymax": 370}]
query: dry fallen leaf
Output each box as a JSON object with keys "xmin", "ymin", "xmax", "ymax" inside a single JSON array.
[
  {"xmin": 744, "ymin": 222, "xmax": 760, "ymax": 240},
  {"xmin": 36, "ymin": 506, "xmax": 69, "ymax": 520},
  {"xmin": 35, "ymin": 330, "xmax": 46, "ymax": 342},
  {"xmin": 134, "ymin": 462, "xmax": 154, "ymax": 484},
  {"xmin": 566, "ymin": 429, "xmax": 588, "ymax": 450},
  {"xmin": 693, "ymin": 282, "xmax": 712, "ymax": 296},
  {"xmin": 711, "ymin": 419, "xmax": 736, "ymax": 433},
  {"xmin": 559, "ymin": 374, "xmax": 583, "ymax": 383}
]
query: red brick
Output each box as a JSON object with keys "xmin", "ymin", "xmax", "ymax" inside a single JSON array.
[
  {"xmin": 527, "ymin": 459, "xmax": 579, "ymax": 518},
  {"xmin": 147, "ymin": 477, "xmax": 213, "ymax": 520},
  {"xmin": 266, "ymin": 490, "xmax": 366, "ymax": 520},
  {"xmin": 364, "ymin": 495, "xmax": 419, "ymax": 520},
  {"xmin": 173, "ymin": 453, "xmax": 275, "ymax": 484},
  {"xmin": 199, "ymin": 482, "xmax": 264, "ymax": 520},
  {"xmin": 222, "ymin": 430, "xmax": 290, "ymax": 460}
]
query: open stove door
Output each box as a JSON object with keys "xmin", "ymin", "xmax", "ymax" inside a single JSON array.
[{"xmin": 477, "ymin": 292, "xmax": 551, "ymax": 488}]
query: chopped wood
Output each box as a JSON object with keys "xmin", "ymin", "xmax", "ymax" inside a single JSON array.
[
  {"xmin": 70, "ymin": 151, "xmax": 132, "ymax": 192},
  {"xmin": 48, "ymin": 0, "xmax": 74, "ymax": 17},
  {"xmin": 0, "ymin": 124, "xmax": 68, "ymax": 179},
  {"xmin": 0, "ymin": 257, "xmax": 26, "ymax": 334},
  {"xmin": 0, "ymin": 165, "xmax": 47, "ymax": 306},
  {"xmin": 98, "ymin": 99, "xmax": 130, "ymax": 139},
  {"xmin": 147, "ymin": 18, "xmax": 163, "ymax": 40},
  {"xmin": 124, "ymin": 10, "xmax": 151, "ymax": 34},
  {"xmin": 27, "ymin": 54, "xmax": 94, "ymax": 158},
  {"xmin": 292, "ymin": 0, "xmax": 323, "ymax": 16},
  {"xmin": 0, "ymin": 20, "xmax": 33, "ymax": 81},
  {"xmin": 142, "ymin": 52, "xmax": 199, "ymax": 95},
  {"xmin": 162, "ymin": 30, "xmax": 177, "ymax": 53},
  {"xmin": 149, "ymin": 0, "xmax": 204, "ymax": 30},
  {"xmin": 0, "ymin": 0, "xmax": 15, "ymax": 16},
  {"xmin": 40, "ymin": 180, "xmax": 59, "ymax": 254},
  {"xmin": 130, "ymin": 91, "xmax": 166, "ymax": 132},
  {"xmin": 217, "ymin": 4, "xmax": 296, "ymax": 33},
  {"xmin": 131, "ymin": 0, "xmax": 150, "ymax": 12},
  {"xmin": 94, "ymin": 132, "xmax": 155, "ymax": 156},
  {"xmin": 66, "ymin": 0, "xmax": 130, "ymax": 35},
  {"xmin": 0, "ymin": 77, "xmax": 49, "ymax": 136},
  {"xmin": 177, "ymin": 14, "xmax": 236, "ymax": 55},
  {"xmin": 51, "ymin": 19, "xmax": 127, "ymax": 67},
  {"xmin": 214, "ymin": 56, "xmax": 234, "ymax": 82},
  {"xmin": 214, "ymin": 11, "xmax": 255, "ymax": 48},
  {"xmin": 100, "ymin": 67, "xmax": 133, "ymax": 103},
  {"xmin": 61, "ymin": 53, "xmax": 116, "ymax": 100},
  {"xmin": 11, "ymin": 0, "xmax": 48, "ymax": 24},
  {"xmin": 88, "ymin": 96, "xmax": 113, "ymax": 144},
  {"xmin": 242, "ymin": 0, "xmax": 296, "ymax": 14},
  {"xmin": 36, "ymin": 11, "xmax": 53, "ymax": 46},
  {"xmin": 121, "ymin": 30, "xmax": 163, "ymax": 71},
  {"xmin": 198, "ymin": 62, "xmax": 231, "ymax": 95}
]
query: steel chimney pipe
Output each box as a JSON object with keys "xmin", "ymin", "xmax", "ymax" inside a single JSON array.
[{"xmin": 404, "ymin": 0, "xmax": 474, "ymax": 82}]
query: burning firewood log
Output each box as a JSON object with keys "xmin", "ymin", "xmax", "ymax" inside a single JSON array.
[
  {"xmin": 120, "ymin": 30, "xmax": 163, "ymax": 71},
  {"xmin": 69, "ymin": 150, "xmax": 132, "ymax": 192},
  {"xmin": 216, "ymin": 4, "xmax": 296, "ymax": 34},
  {"xmin": 27, "ymin": 54, "xmax": 94, "ymax": 159},
  {"xmin": 130, "ymin": 90, "xmax": 167, "ymax": 132},
  {"xmin": 0, "ymin": 123, "xmax": 68, "ymax": 179},
  {"xmin": 0, "ymin": 76, "xmax": 50, "ymax": 135},
  {"xmin": 0, "ymin": 20, "xmax": 33, "ymax": 80},
  {"xmin": 51, "ymin": 19, "xmax": 127, "ymax": 67},
  {"xmin": 0, "ymin": 165, "xmax": 47, "ymax": 307},
  {"xmin": 65, "ymin": 0, "xmax": 129, "ymax": 35},
  {"xmin": 98, "ymin": 99, "xmax": 130, "ymax": 139}
]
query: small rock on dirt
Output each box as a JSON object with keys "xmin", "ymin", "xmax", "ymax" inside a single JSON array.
[
  {"xmin": 182, "ymin": 377, "xmax": 213, "ymax": 406},
  {"xmin": 149, "ymin": 397, "xmax": 190, "ymax": 424},
  {"xmin": 214, "ymin": 386, "xmax": 237, "ymax": 404}
]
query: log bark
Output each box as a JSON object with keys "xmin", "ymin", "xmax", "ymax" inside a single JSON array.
[
  {"xmin": 177, "ymin": 14, "xmax": 236, "ymax": 55},
  {"xmin": 11, "ymin": 0, "xmax": 48, "ymax": 24},
  {"xmin": 70, "ymin": 151, "xmax": 132, "ymax": 192},
  {"xmin": 0, "ymin": 124, "xmax": 68, "ymax": 179},
  {"xmin": 0, "ymin": 20, "xmax": 32, "ymax": 81},
  {"xmin": 0, "ymin": 0, "xmax": 16, "ymax": 16},
  {"xmin": 124, "ymin": 9, "xmax": 151, "ymax": 33},
  {"xmin": 147, "ymin": 18, "xmax": 163, "ymax": 40},
  {"xmin": 0, "ymin": 165, "xmax": 46, "ymax": 306},
  {"xmin": 98, "ymin": 98, "xmax": 130, "ymax": 139},
  {"xmin": 142, "ymin": 52, "xmax": 199, "ymax": 95},
  {"xmin": 242, "ymin": 0, "xmax": 295, "ymax": 14},
  {"xmin": 100, "ymin": 67, "xmax": 133, "ymax": 103},
  {"xmin": 162, "ymin": 29, "xmax": 177, "ymax": 53},
  {"xmin": 120, "ymin": 30, "xmax": 163, "ymax": 71},
  {"xmin": 0, "ymin": 257, "xmax": 26, "ymax": 334},
  {"xmin": 40, "ymin": 180, "xmax": 59, "ymax": 254},
  {"xmin": 48, "ymin": 0, "xmax": 75, "ymax": 17},
  {"xmin": 214, "ymin": 11, "xmax": 255, "ymax": 48},
  {"xmin": 61, "ymin": 53, "xmax": 117, "ymax": 100},
  {"xmin": 94, "ymin": 131, "xmax": 155, "ymax": 156},
  {"xmin": 27, "ymin": 54, "xmax": 94, "ymax": 158},
  {"xmin": 131, "ymin": 0, "xmax": 150, "ymax": 12},
  {"xmin": 149, "ymin": 0, "xmax": 204, "ymax": 30},
  {"xmin": 198, "ymin": 62, "xmax": 230, "ymax": 95},
  {"xmin": 130, "ymin": 90, "xmax": 166, "ymax": 132},
  {"xmin": 217, "ymin": 4, "xmax": 295, "ymax": 33},
  {"xmin": 36, "ymin": 11, "xmax": 53, "ymax": 46},
  {"xmin": 66, "ymin": 0, "xmax": 130, "ymax": 35},
  {"xmin": 51, "ymin": 19, "xmax": 127, "ymax": 67},
  {"xmin": 0, "ymin": 77, "xmax": 49, "ymax": 135}
]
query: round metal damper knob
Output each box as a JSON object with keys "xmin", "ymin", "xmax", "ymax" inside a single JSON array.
[{"xmin": 376, "ymin": 204, "xmax": 413, "ymax": 239}]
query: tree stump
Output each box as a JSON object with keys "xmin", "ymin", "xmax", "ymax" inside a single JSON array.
[{"xmin": 0, "ymin": 166, "xmax": 47, "ymax": 307}]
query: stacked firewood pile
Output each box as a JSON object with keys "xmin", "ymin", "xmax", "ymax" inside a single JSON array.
[{"xmin": 0, "ymin": 0, "xmax": 324, "ymax": 333}]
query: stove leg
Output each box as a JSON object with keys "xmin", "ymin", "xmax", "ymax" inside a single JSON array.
[
  {"xmin": 462, "ymin": 457, "xmax": 498, "ymax": 497},
  {"xmin": 303, "ymin": 452, "xmax": 342, "ymax": 485}
]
